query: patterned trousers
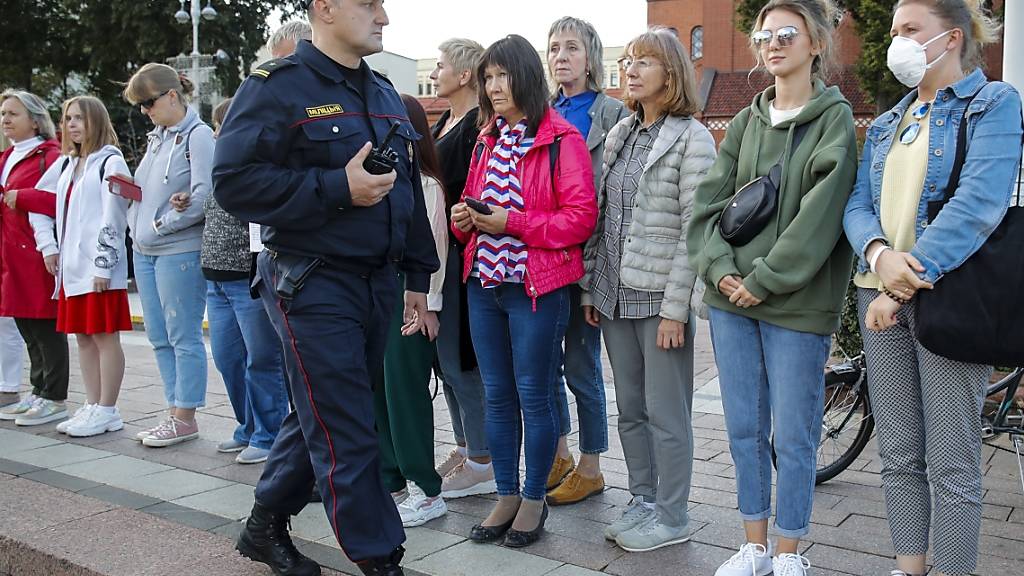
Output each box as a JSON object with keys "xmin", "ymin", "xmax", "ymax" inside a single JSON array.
[{"xmin": 857, "ymin": 289, "xmax": 991, "ymax": 575}]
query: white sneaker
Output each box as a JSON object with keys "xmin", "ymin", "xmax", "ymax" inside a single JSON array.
[
  {"xmin": 67, "ymin": 407, "xmax": 124, "ymax": 437},
  {"xmin": 398, "ymin": 492, "xmax": 447, "ymax": 527},
  {"xmin": 773, "ymin": 553, "xmax": 811, "ymax": 576},
  {"xmin": 715, "ymin": 542, "xmax": 773, "ymax": 576},
  {"xmin": 57, "ymin": 403, "xmax": 95, "ymax": 434}
]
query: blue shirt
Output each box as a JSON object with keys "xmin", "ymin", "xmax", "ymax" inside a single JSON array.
[{"xmin": 553, "ymin": 90, "xmax": 597, "ymax": 141}]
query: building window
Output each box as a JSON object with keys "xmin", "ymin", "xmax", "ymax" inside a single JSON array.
[
  {"xmin": 418, "ymin": 83, "xmax": 425, "ymax": 96},
  {"xmin": 610, "ymin": 70, "xmax": 619, "ymax": 88},
  {"xmin": 691, "ymin": 26, "xmax": 704, "ymax": 60}
]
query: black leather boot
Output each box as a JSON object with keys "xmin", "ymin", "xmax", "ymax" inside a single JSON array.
[
  {"xmin": 236, "ymin": 502, "xmax": 321, "ymax": 576},
  {"xmin": 356, "ymin": 546, "xmax": 405, "ymax": 576}
]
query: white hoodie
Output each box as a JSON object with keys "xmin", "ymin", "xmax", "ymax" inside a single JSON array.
[{"xmin": 30, "ymin": 145, "xmax": 131, "ymax": 298}]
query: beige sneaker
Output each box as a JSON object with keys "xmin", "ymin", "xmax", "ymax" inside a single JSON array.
[
  {"xmin": 141, "ymin": 416, "xmax": 199, "ymax": 447},
  {"xmin": 440, "ymin": 460, "xmax": 496, "ymax": 499},
  {"xmin": 436, "ymin": 448, "xmax": 467, "ymax": 478}
]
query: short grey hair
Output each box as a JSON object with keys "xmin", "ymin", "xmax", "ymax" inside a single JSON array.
[
  {"xmin": 438, "ymin": 38, "xmax": 485, "ymax": 90},
  {"xmin": 547, "ymin": 16, "xmax": 605, "ymax": 93},
  {"xmin": 0, "ymin": 90, "xmax": 56, "ymax": 141},
  {"xmin": 269, "ymin": 20, "xmax": 312, "ymax": 52}
]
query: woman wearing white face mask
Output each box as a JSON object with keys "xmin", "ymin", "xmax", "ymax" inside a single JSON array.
[{"xmin": 843, "ymin": 2, "xmax": 1022, "ymax": 575}]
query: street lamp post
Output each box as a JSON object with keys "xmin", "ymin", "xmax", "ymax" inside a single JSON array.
[{"xmin": 174, "ymin": 0, "xmax": 217, "ymax": 105}]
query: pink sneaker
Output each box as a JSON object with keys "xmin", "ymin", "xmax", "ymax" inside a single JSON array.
[{"xmin": 141, "ymin": 416, "xmax": 199, "ymax": 447}]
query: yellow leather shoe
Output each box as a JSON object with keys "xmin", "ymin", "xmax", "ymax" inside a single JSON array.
[
  {"xmin": 546, "ymin": 455, "xmax": 575, "ymax": 490},
  {"xmin": 546, "ymin": 470, "xmax": 605, "ymax": 506}
]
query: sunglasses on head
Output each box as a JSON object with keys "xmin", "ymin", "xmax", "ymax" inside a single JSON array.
[
  {"xmin": 138, "ymin": 90, "xmax": 171, "ymax": 110},
  {"xmin": 752, "ymin": 26, "xmax": 801, "ymax": 48}
]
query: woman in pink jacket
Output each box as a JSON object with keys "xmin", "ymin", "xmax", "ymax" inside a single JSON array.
[{"xmin": 451, "ymin": 34, "xmax": 597, "ymax": 549}]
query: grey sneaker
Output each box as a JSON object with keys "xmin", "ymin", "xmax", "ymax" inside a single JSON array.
[
  {"xmin": 217, "ymin": 439, "xmax": 247, "ymax": 453},
  {"xmin": 15, "ymin": 398, "xmax": 68, "ymax": 426},
  {"xmin": 141, "ymin": 416, "xmax": 198, "ymax": 447},
  {"xmin": 0, "ymin": 394, "xmax": 36, "ymax": 420},
  {"xmin": 614, "ymin": 516, "xmax": 691, "ymax": 552},
  {"xmin": 604, "ymin": 496, "xmax": 656, "ymax": 541},
  {"xmin": 439, "ymin": 461, "xmax": 496, "ymax": 498},
  {"xmin": 235, "ymin": 446, "xmax": 270, "ymax": 464},
  {"xmin": 57, "ymin": 403, "xmax": 95, "ymax": 434}
]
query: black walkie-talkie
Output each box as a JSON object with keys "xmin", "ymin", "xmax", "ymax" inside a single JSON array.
[{"xmin": 363, "ymin": 122, "xmax": 401, "ymax": 175}]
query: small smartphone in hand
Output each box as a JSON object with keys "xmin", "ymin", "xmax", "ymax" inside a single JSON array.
[
  {"xmin": 464, "ymin": 197, "xmax": 493, "ymax": 215},
  {"xmin": 107, "ymin": 175, "xmax": 142, "ymax": 201}
]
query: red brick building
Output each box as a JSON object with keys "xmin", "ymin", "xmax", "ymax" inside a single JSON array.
[{"xmin": 648, "ymin": 0, "xmax": 1005, "ymax": 142}]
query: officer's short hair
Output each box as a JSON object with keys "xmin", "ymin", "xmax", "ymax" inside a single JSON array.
[
  {"xmin": 269, "ymin": 20, "xmax": 312, "ymax": 53},
  {"xmin": 438, "ymin": 38, "xmax": 484, "ymax": 91},
  {"xmin": 0, "ymin": 89, "xmax": 56, "ymax": 141}
]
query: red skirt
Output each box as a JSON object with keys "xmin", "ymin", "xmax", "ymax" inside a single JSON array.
[{"xmin": 57, "ymin": 288, "xmax": 133, "ymax": 334}]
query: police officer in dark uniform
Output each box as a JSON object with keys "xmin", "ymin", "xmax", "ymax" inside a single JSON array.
[{"xmin": 212, "ymin": 1, "xmax": 438, "ymax": 575}]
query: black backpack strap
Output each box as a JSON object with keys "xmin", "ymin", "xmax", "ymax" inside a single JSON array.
[
  {"xmin": 97, "ymin": 153, "xmax": 118, "ymax": 183},
  {"xmin": 928, "ymin": 93, "xmax": 981, "ymax": 222},
  {"xmin": 549, "ymin": 136, "xmax": 561, "ymax": 182}
]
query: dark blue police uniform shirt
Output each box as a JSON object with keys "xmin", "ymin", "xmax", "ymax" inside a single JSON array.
[{"xmin": 212, "ymin": 40, "xmax": 438, "ymax": 292}]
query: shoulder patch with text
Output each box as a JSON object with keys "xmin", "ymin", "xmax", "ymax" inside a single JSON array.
[{"xmin": 306, "ymin": 104, "xmax": 344, "ymax": 118}]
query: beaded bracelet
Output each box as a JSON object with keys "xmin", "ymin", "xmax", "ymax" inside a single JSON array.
[{"xmin": 882, "ymin": 287, "xmax": 909, "ymax": 306}]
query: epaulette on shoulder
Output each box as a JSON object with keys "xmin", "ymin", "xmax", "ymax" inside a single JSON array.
[
  {"xmin": 250, "ymin": 58, "xmax": 296, "ymax": 80},
  {"xmin": 372, "ymin": 69, "xmax": 395, "ymax": 88}
]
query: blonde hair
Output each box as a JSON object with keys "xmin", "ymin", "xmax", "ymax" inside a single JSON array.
[
  {"xmin": 895, "ymin": 0, "xmax": 1001, "ymax": 71},
  {"xmin": 750, "ymin": 0, "xmax": 841, "ymax": 81},
  {"xmin": 438, "ymin": 38, "xmax": 484, "ymax": 90},
  {"xmin": 623, "ymin": 26, "xmax": 702, "ymax": 117},
  {"xmin": 60, "ymin": 96, "xmax": 118, "ymax": 159},
  {"xmin": 548, "ymin": 16, "xmax": 606, "ymax": 93},
  {"xmin": 0, "ymin": 90, "xmax": 57, "ymax": 140},
  {"xmin": 123, "ymin": 63, "xmax": 194, "ymax": 106}
]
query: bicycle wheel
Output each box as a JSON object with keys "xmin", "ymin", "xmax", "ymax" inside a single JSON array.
[
  {"xmin": 814, "ymin": 381, "xmax": 874, "ymax": 483},
  {"xmin": 771, "ymin": 378, "xmax": 875, "ymax": 484}
]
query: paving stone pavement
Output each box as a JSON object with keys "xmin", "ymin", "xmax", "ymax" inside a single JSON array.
[{"xmin": 1, "ymin": 321, "xmax": 1023, "ymax": 575}]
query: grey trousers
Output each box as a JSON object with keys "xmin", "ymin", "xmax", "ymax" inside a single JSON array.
[
  {"xmin": 436, "ymin": 250, "xmax": 489, "ymax": 458},
  {"xmin": 858, "ymin": 289, "xmax": 990, "ymax": 575},
  {"xmin": 601, "ymin": 313, "xmax": 695, "ymax": 528}
]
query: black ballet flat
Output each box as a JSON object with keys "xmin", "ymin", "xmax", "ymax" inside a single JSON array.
[
  {"xmin": 469, "ymin": 518, "xmax": 515, "ymax": 543},
  {"xmin": 503, "ymin": 503, "xmax": 548, "ymax": 548}
]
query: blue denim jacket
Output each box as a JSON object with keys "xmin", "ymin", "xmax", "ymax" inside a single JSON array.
[{"xmin": 843, "ymin": 69, "xmax": 1023, "ymax": 283}]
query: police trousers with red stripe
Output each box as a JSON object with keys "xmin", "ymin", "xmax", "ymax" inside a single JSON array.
[{"xmin": 252, "ymin": 250, "xmax": 405, "ymax": 561}]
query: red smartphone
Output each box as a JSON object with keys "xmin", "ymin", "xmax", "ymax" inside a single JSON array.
[
  {"xmin": 464, "ymin": 197, "xmax": 493, "ymax": 215},
  {"xmin": 107, "ymin": 175, "xmax": 142, "ymax": 201}
]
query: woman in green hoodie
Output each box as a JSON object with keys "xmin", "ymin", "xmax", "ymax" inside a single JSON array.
[{"xmin": 686, "ymin": 1, "xmax": 857, "ymax": 575}]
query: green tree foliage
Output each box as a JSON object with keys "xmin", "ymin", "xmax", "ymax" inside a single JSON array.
[{"xmin": 0, "ymin": 0, "xmax": 281, "ymax": 164}]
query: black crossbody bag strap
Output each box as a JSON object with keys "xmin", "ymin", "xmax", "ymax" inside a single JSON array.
[{"xmin": 768, "ymin": 122, "xmax": 811, "ymax": 189}]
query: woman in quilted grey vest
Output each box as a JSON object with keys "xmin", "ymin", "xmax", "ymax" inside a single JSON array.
[{"xmin": 580, "ymin": 27, "xmax": 716, "ymax": 553}]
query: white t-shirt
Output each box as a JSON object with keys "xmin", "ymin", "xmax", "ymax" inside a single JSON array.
[{"xmin": 769, "ymin": 101, "xmax": 805, "ymax": 127}]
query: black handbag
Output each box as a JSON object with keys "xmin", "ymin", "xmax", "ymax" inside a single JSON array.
[
  {"xmin": 719, "ymin": 122, "xmax": 809, "ymax": 246},
  {"xmin": 914, "ymin": 98, "xmax": 1024, "ymax": 366}
]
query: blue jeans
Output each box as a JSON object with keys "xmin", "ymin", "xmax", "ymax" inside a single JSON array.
[
  {"xmin": 554, "ymin": 284, "xmax": 608, "ymax": 453},
  {"xmin": 207, "ymin": 279, "xmax": 289, "ymax": 450},
  {"xmin": 707, "ymin": 307, "xmax": 830, "ymax": 539},
  {"xmin": 133, "ymin": 251, "xmax": 208, "ymax": 409},
  {"xmin": 468, "ymin": 281, "xmax": 569, "ymax": 501}
]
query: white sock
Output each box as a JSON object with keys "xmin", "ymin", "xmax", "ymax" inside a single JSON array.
[
  {"xmin": 465, "ymin": 458, "xmax": 490, "ymax": 472},
  {"xmin": 97, "ymin": 405, "xmax": 117, "ymax": 416},
  {"xmin": 641, "ymin": 500, "xmax": 656, "ymax": 511},
  {"xmin": 455, "ymin": 446, "xmax": 467, "ymax": 457}
]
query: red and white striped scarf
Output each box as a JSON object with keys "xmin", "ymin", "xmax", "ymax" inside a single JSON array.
[{"xmin": 476, "ymin": 117, "xmax": 533, "ymax": 287}]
